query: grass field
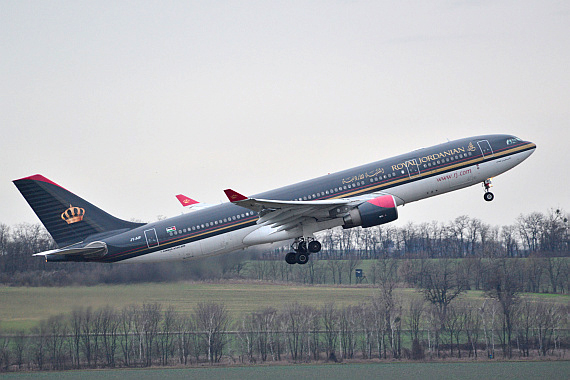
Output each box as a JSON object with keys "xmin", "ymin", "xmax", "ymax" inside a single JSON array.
[
  {"xmin": 0, "ymin": 282, "xmax": 395, "ymax": 331},
  {"xmin": 0, "ymin": 361, "xmax": 568, "ymax": 380},
  {"xmin": 1, "ymin": 282, "xmax": 568, "ymax": 332}
]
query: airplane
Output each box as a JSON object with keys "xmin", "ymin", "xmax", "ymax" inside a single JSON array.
[{"xmin": 13, "ymin": 134, "xmax": 536, "ymax": 265}]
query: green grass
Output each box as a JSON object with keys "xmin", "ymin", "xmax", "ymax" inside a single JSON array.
[
  {"xmin": 0, "ymin": 283, "xmax": 394, "ymax": 331},
  {"xmin": 0, "ymin": 282, "xmax": 567, "ymax": 332},
  {"xmin": 0, "ymin": 361, "xmax": 568, "ymax": 380}
]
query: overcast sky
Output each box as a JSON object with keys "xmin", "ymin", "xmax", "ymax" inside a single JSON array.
[{"xmin": 1, "ymin": 1, "xmax": 568, "ymax": 229}]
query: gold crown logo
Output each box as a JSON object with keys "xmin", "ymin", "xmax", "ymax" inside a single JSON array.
[
  {"xmin": 61, "ymin": 204, "xmax": 85, "ymax": 224},
  {"xmin": 467, "ymin": 142, "xmax": 476, "ymax": 152}
]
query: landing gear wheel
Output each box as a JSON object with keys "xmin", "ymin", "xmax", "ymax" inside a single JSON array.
[
  {"xmin": 285, "ymin": 252, "xmax": 297, "ymax": 264},
  {"xmin": 308, "ymin": 240, "xmax": 322, "ymax": 253},
  {"xmin": 295, "ymin": 251, "xmax": 309, "ymax": 265},
  {"xmin": 484, "ymin": 192, "xmax": 494, "ymax": 202}
]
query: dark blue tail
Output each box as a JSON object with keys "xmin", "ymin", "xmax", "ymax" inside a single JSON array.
[{"xmin": 13, "ymin": 175, "xmax": 144, "ymax": 247}]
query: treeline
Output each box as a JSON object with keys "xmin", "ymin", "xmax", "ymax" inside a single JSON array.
[
  {"xmin": 0, "ymin": 296, "xmax": 567, "ymax": 372},
  {"xmin": 246, "ymin": 255, "xmax": 569, "ymax": 294},
  {"xmin": 272, "ymin": 208, "xmax": 569, "ymax": 259},
  {"xmin": 0, "ymin": 209, "xmax": 568, "ymax": 287}
]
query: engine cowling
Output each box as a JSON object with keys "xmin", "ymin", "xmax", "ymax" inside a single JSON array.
[{"xmin": 343, "ymin": 195, "xmax": 398, "ymax": 228}]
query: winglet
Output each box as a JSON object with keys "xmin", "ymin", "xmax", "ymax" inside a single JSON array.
[
  {"xmin": 176, "ymin": 194, "xmax": 200, "ymax": 207},
  {"xmin": 224, "ymin": 189, "xmax": 248, "ymax": 202}
]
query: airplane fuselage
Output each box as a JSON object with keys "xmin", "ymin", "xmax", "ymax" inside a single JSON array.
[{"xmin": 90, "ymin": 134, "xmax": 535, "ymax": 263}]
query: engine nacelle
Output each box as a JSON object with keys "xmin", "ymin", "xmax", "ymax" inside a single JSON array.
[{"xmin": 343, "ymin": 195, "xmax": 398, "ymax": 228}]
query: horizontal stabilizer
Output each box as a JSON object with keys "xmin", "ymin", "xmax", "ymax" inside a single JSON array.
[{"xmin": 34, "ymin": 241, "xmax": 108, "ymax": 260}]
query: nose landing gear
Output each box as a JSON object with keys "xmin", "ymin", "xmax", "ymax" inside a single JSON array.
[{"xmin": 483, "ymin": 179, "xmax": 494, "ymax": 202}]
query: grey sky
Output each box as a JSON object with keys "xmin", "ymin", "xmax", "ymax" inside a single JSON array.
[{"xmin": 1, "ymin": 1, "xmax": 568, "ymax": 228}]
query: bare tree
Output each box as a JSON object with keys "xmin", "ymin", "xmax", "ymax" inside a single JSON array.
[
  {"xmin": 540, "ymin": 208, "xmax": 568, "ymax": 252},
  {"xmin": 159, "ymin": 306, "xmax": 176, "ymax": 366},
  {"xmin": 463, "ymin": 303, "xmax": 482, "ymax": 358},
  {"xmin": 281, "ymin": 302, "xmax": 314, "ymax": 361},
  {"xmin": 338, "ymin": 305, "xmax": 358, "ymax": 359},
  {"xmin": 466, "ymin": 217, "xmax": 482, "ymax": 255},
  {"xmin": 501, "ymin": 225, "xmax": 519, "ymax": 257},
  {"xmin": 525, "ymin": 256, "xmax": 545, "ymax": 293},
  {"xmin": 100, "ymin": 306, "xmax": 119, "ymax": 367},
  {"xmin": 45, "ymin": 315, "xmax": 68, "ymax": 370},
  {"xmin": 450, "ymin": 215, "xmax": 470, "ymax": 256},
  {"xmin": 418, "ymin": 259, "xmax": 466, "ymax": 329},
  {"xmin": 11, "ymin": 331, "xmax": 27, "ymax": 370},
  {"xmin": 517, "ymin": 212, "xmax": 544, "ymax": 252},
  {"xmin": 444, "ymin": 303, "xmax": 465, "ymax": 358},
  {"xmin": 0, "ymin": 333, "xmax": 10, "ymax": 371},
  {"xmin": 534, "ymin": 302, "xmax": 562, "ymax": 356},
  {"xmin": 194, "ymin": 302, "xmax": 230, "ymax": 363},
  {"xmin": 321, "ymin": 302, "xmax": 339, "ymax": 361},
  {"xmin": 417, "ymin": 259, "xmax": 466, "ymax": 357},
  {"xmin": 138, "ymin": 303, "xmax": 162, "ymax": 366},
  {"xmin": 30, "ymin": 322, "xmax": 48, "ymax": 370},
  {"xmin": 484, "ymin": 258, "xmax": 523, "ymax": 358},
  {"xmin": 406, "ymin": 297, "xmax": 425, "ymax": 359},
  {"xmin": 0, "ymin": 223, "xmax": 9, "ymax": 257},
  {"xmin": 119, "ymin": 305, "xmax": 138, "ymax": 366},
  {"xmin": 544, "ymin": 256, "xmax": 566, "ymax": 293}
]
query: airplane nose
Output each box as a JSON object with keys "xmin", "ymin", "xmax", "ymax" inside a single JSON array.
[{"xmin": 527, "ymin": 141, "xmax": 537, "ymax": 152}]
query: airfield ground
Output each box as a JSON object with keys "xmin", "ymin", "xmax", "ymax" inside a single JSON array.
[
  {"xmin": 0, "ymin": 281, "xmax": 568, "ymax": 331},
  {"xmin": 0, "ymin": 361, "xmax": 568, "ymax": 380}
]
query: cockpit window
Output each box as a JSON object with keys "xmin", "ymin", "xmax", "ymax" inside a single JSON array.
[{"xmin": 506, "ymin": 137, "xmax": 523, "ymax": 145}]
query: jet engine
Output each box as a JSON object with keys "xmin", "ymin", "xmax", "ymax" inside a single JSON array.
[{"xmin": 343, "ymin": 194, "xmax": 398, "ymax": 228}]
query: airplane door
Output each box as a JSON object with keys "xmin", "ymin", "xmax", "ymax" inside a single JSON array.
[
  {"xmin": 405, "ymin": 159, "xmax": 421, "ymax": 178},
  {"xmin": 477, "ymin": 140, "xmax": 494, "ymax": 157},
  {"xmin": 144, "ymin": 228, "xmax": 160, "ymax": 248}
]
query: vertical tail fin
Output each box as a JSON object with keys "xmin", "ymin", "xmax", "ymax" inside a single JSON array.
[{"xmin": 13, "ymin": 175, "xmax": 144, "ymax": 247}]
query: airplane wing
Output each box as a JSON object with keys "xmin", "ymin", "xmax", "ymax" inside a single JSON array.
[{"xmin": 224, "ymin": 189, "xmax": 353, "ymax": 232}]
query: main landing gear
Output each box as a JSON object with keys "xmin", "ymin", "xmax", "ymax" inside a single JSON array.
[
  {"xmin": 285, "ymin": 237, "xmax": 322, "ymax": 265},
  {"xmin": 483, "ymin": 179, "xmax": 495, "ymax": 202}
]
